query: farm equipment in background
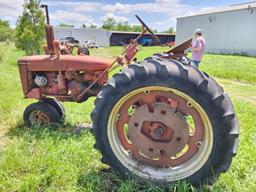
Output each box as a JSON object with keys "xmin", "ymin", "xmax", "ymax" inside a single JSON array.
[
  {"xmin": 166, "ymin": 41, "xmax": 176, "ymax": 47},
  {"xmin": 60, "ymin": 36, "xmax": 79, "ymax": 44},
  {"xmin": 85, "ymin": 40, "xmax": 99, "ymax": 48},
  {"xmin": 17, "ymin": 4, "xmax": 239, "ymax": 186}
]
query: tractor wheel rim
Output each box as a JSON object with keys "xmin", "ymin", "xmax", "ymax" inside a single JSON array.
[
  {"xmin": 107, "ymin": 86, "xmax": 213, "ymax": 181},
  {"xmin": 29, "ymin": 110, "xmax": 50, "ymax": 126}
]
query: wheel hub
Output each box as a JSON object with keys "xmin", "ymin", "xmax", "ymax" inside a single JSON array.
[
  {"xmin": 29, "ymin": 110, "xmax": 50, "ymax": 125},
  {"xmin": 128, "ymin": 102, "xmax": 189, "ymax": 161},
  {"xmin": 150, "ymin": 123, "xmax": 166, "ymax": 140},
  {"xmin": 115, "ymin": 90, "xmax": 205, "ymax": 168}
]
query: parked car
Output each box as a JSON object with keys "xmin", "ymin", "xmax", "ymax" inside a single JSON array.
[
  {"xmin": 61, "ymin": 36, "xmax": 79, "ymax": 44},
  {"xmin": 85, "ymin": 40, "xmax": 99, "ymax": 48},
  {"xmin": 138, "ymin": 37, "xmax": 153, "ymax": 46}
]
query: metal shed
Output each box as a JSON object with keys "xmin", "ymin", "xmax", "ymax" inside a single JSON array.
[
  {"xmin": 53, "ymin": 27, "xmax": 175, "ymax": 47},
  {"xmin": 109, "ymin": 31, "xmax": 175, "ymax": 46},
  {"xmin": 54, "ymin": 27, "xmax": 111, "ymax": 47},
  {"xmin": 176, "ymin": 2, "xmax": 256, "ymax": 56}
]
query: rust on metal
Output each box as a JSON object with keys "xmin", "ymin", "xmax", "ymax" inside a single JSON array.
[
  {"xmin": 128, "ymin": 103, "xmax": 189, "ymax": 159},
  {"xmin": 162, "ymin": 38, "xmax": 193, "ymax": 60},
  {"xmin": 45, "ymin": 25, "xmax": 55, "ymax": 55},
  {"xmin": 18, "ymin": 54, "xmax": 110, "ymax": 101},
  {"xmin": 30, "ymin": 110, "xmax": 50, "ymax": 125},
  {"xmin": 167, "ymin": 38, "xmax": 193, "ymax": 54},
  {"xmin": 115, "ymin": 91, "xmax": 204, "ymax": 168},
  {"xmin": 18, "ymin": 55, "xmax": 111, "ymax": 72},
  {"xmin": 18, "ymin": 9, "xmax": 193, "ymax": 104}
]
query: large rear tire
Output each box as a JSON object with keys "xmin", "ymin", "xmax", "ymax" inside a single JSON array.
[{"xmin": 91, "ymin": 59, "xmax": 239, "ymax": 185}]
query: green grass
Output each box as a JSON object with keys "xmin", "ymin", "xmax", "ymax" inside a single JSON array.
[
  {"xmin": 0, "ymin": 45, "xmax": 256, "ymax": 191},
  {"xmin": 90, "ymin": 46, "xmax": 169, "ymax": 60},
  {"xmin": 200, "ymin": 54, "xmax": 256, "ymax": 82},
  {"xmin": 92, "ymin": 47, "xmax": 256, "ymax": 83},
  {"xmin": 216, "ymin": 78, "xmax": 256, "ymax": 105}
]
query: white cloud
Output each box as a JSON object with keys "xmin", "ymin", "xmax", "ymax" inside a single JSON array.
[
  {"xmin": 101, "ymin": 0, "xmax": 192, "ymax": 14},
  {"xmin": 102, "ymin": 2, "xmax": 131, "ymax": 13},
  {"xmin": 103, "ymin": 13, "xmax": 129, "ymax": 23},
  {"xmin": 45, "ymin": 1, "xmax": 102, "ymax": 13},
  {"xmin": 99, "ymin": 0, "xmax": 199, "ymax": 28},
  {"xmin": 50, "ymin": 11, "xmax": 95, "ymax": 26},
  {"xmin": 198, "ymin": 6, "xmax": 216, "ymax": 13},
  {"xmin": 0, "ymin": 0, "xmax": 24, "ymax": 18},
  {"xmin": 154, "ymin": 22, "xmax": 166, "ymax": 26},
  {"xmin": 155, "ymin": 0, "xmax": 180, "ymax": 4}
]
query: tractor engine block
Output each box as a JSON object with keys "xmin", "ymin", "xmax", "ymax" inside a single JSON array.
[{"xmin": 27, "ymin": 70, "xmax": 107, "ymax": 101}]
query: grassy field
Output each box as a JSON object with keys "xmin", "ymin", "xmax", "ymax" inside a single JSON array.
[
  {"xmin": 0, "ymin": 44, "xmax": 256, "ymax": 191},
  {"xmin": 90, "ymin": 46, "xmax": 256, "ymax": 82}
]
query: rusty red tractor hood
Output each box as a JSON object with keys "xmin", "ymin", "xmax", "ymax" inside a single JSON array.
[
  {"xmin": 18, "ymin": 55, "xmax": 111, "ymax": 102},
  {"xmin": 18, "ymin": 55, "xmax": 111, "ymax": 71}
]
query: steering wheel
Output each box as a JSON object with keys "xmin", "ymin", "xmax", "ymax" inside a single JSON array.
[{"xmin": 135, "ymin": 14, "xmax": 161, "ymax": 44}]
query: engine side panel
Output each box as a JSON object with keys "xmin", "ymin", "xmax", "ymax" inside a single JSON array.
[{"xmin": 18, "ymin": 56, "xmax": 109, "ymax": 102}]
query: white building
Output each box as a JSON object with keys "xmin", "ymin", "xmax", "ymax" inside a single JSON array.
[
  {"xmin": 54, "ymin": 27, "xmax": 111, "ymax": 46},
  {"xmin": 53, "ymin": 27, "xmax": 175, "ymax": 47},
  {"xmin": 176, "ymin": 2, "xmax": 256, "ymax": 56}
]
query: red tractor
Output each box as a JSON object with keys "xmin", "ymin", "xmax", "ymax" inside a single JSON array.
[{"xmin": 18, "ymin": 5, "xmax": 239, "ymax": 186}]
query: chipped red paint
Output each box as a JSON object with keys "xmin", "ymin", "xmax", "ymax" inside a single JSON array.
[
  {"xmin": 124, "ymin": 42, "xmax": 138, "ymax": 63},
  {"xmin": 26, "ymin": 88, "xmax": 41, "ymax": 99},
  {"xmin": 18, "ymin": 55, "xmax": 111, "ymax": 72},
  {"xmin": 18, "ymin": 55, "xmax": 110, "ymax": 102},
  {"xmin": 18, "ymin": 11, "xmax": 192, "ymax": 104}
]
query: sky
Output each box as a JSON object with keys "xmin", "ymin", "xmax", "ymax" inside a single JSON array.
[{"xmin": 0, "ymin": 0, "xmax": 251, "ymax": 31}]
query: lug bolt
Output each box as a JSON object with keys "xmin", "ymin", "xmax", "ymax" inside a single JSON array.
[
  {"xmin": 196, "ymin": 141, "xmax": 202, "ymax": 147},
  {"xmin": 187, "ymin": 102, "xmax": 193, "ymax": 107},
  {"xmin": 154, "ymin": 127, "xmax": 164, "ymax": 138},
  {"xmin": 176, "ymin": 137, "xmax": 182, "ymax": 142}
]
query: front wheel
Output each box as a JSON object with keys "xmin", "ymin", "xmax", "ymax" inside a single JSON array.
[
  {"xmin": 40, "ymin": 98, "xmax": 66, "ymax": 122},
  {"xmin": 24, "ymin": 102, "xmax": 61, "ymax": 127},
  {"xmin": 91, "ymin": 59, "xmax": 239, "ymax": 185}
]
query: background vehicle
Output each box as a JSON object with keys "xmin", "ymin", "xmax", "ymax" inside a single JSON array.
[
  {"xmin": 61, "ymin": 36, "xmax": 79, "ymax": 44},
  {"xmin": 18, "ymin": 5, "xmax": 239, "ymax": 186},
  {"xmin": 138, "ymin": 37, "xmax": 153, "ymax": 46},
  {"xmin": 85, "ymin": 40, "xmax": 99, "ymax": 48}
]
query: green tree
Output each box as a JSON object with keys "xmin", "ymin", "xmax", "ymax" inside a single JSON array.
[
  {"xmin": 102, "ymin": 17, "xmax": 159, "ymax": 33},
  {"xmin": 161, "ymin": 27, "xmax": 175, "ymax": 34},
  {"xmin": 131, "ymin": 25, "xmax": 142, "ymax": 32},
  {"xmin": 89, "ymin": 24, "xmax": 98, "ymax": 29},
  {"xmin": 15, "ymin": 0, "xmax": 45, "ymax": 55},
  {"xmin": 102, "ymin": 17, "xmax": 116, "ymax": 30},
  {"xmin": 81, "ymin": 24, "xmax": 98, "ymax": 29},
  {"xmin": 0, "ymin": 20, "xmax": 14, "ymax": 42},
  {"xmin": 59, "ymin": 22, "xmax": 74, "ymax": 28},
  {"xmin": 116, "ymin": 21, "xmax": 130, "ymax": 31},
  {"xmin": 81, "ymin": 24, "xmax": 86, "ymax": 28}
]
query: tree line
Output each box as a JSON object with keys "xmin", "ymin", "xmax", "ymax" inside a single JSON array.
[
  {"xmin": 58, "ymin": 18, "xmax": 153, "ymax": 32},
  {"xmin": 60, "ymin": 17, "xmax": 174, "ymax": 34}
]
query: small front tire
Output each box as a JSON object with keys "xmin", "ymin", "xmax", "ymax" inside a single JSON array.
[
  {"xmin": 24, "ymin": 102, "xmax": 61, "ymax": 127},
  {"xmin": 40, "ymin": 98, "xmax": 66, "ymax": 122}
]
